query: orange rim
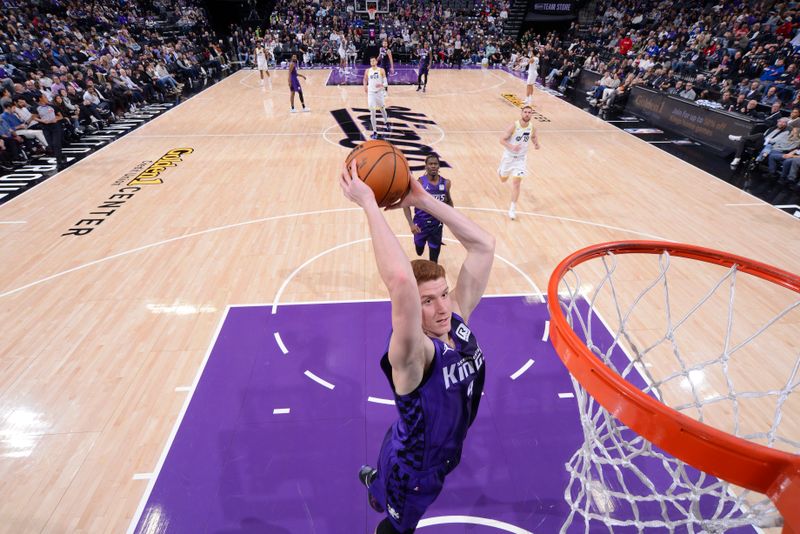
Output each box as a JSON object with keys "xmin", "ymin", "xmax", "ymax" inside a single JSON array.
[{"xmin": 547, "ymin": 241, "xmax": 800, "ymax": 532}]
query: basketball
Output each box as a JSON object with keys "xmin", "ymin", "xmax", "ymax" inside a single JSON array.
[{"xmin": 345, "ymin": 140, "xmax": 411, "ymax": 207}]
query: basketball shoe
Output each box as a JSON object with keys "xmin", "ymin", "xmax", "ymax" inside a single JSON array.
[{"xmin": 358, "ymin": 465, "xmax": 384, "ymax": 513}]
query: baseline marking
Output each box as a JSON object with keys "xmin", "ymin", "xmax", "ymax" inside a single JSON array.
[{"xmin": 126, "ymin": 306, "xmax": 230, "ymax": 533}]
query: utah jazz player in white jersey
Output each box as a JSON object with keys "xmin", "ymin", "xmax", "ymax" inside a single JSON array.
[
  {"xmin": 498, "ymin": 105, "xmax": 540, "ymax": 220},
  {"xmin": 363, "ymin": 56, "xmax": 390, "ymax": 139},
  {"xmin": 255, "ymin": 42, "xmax": 270, "ymax": 84},
  {"xmin": 525, "ymin": 48, "xmax": 539, "ymax": 105}
]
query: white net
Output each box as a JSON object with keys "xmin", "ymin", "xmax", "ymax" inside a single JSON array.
[{"xmin": 555, "ymin": 249, "xmax": 800, "ymax": 533}]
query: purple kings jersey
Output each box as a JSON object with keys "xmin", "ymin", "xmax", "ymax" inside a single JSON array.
[
  {"xmin": 289, "ymin": 64, "xmax": 301, "ymax": 91},
  {"xmin": 379, "ymin": 46, "xmax": 390, "ymax": 70},
  {"xmin": 412, "ymin": 174, "xmax": 446, "ymax": 230},
  {"xmin": 419, "ymin": 48, "xmax": 431, "ymax": 70},
  {"xmin": 379, "ymin": 312, "xmax": 485, "ymax": 473}
]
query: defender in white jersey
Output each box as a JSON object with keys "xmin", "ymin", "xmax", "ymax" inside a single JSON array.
[
  {"xmin": 363, "ymin": 56, "xmax": 390, "ymax": 139},
  {"xmin": 525, "ymin": 49, "xmax": 539, "ymax": 105},
  {"xmin": 498, "ymin": 106, "xmax": 540, "ymax": 220},
  {"xmin": 255, "ymin": 43, "xmax": 270, "ymax": 83},
  {"xmin": 337, "ymin": 32, "xmax": 347, "ymax": 71}
]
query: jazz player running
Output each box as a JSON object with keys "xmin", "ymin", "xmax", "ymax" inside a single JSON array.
[
  {"xmin": 364, "ymin": 56, "xmax": 390, "ymax": 139},
  {"xmin": 339, "ymin": 156, "xmax": 495, "ymax": 534},
  {"xmin": 403, "ymin": 154, "xmax": 452, "ymax": 264},
  {"xmin": 498, "ymin": 105, "xmax": 540, "ymax": 220}
]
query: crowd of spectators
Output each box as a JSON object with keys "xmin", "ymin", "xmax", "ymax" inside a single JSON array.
[
  {"xmin": 0, "ymin": 0, "xmax": 233, "ymax": 170},
  {"xmin": 231, "ymin": 0, "xmax": 513, "ymax": 68},
  {"xmin": 515, "ymin": 1, "xmax": 800, "ymax": 119}
]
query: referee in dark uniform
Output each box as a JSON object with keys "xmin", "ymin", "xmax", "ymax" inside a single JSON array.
[{"xmin": 36, "ymin": 93, "xmax": 66, "ymax": 168}]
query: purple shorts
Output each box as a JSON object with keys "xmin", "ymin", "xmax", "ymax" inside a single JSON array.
[
  {"xmin": 368, "ymin": 435, "xmax": 447, "ymax": 531},
  {"xmin": 413, "ymin": 223, "xmax": 443, "ymax": 250}
]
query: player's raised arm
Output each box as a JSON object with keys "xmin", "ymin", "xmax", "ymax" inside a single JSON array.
[{"xmin": 339, "ymin": 162, "xmax": 427, "ymax": 375}]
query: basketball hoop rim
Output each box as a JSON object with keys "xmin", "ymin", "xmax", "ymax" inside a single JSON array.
[{"xmin": 547, "ymin": 240, "xmax": 800, "ymax": 529}]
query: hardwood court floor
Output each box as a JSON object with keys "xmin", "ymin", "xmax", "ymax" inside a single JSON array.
[{"xmin": 0, "ymin": 68, "xmax": 798, "ymax": 532}]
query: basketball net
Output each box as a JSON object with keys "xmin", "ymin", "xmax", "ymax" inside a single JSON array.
[
  {"xmin": 549, "ymin": 244, "xmax": 800, "ymax": 532},
  {"xmin": 367, "ymin": 7, "xmax": 376, "ymax": 21}
]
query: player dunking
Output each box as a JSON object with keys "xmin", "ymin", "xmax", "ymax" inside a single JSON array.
[
  {"xmin": 288, "ymin": 54, "xmax": 309, "ymax": 113},
  {"xmin": 364, "ymin": 56, "xmax": 390, "ymax": 139},
  {"xmin": 339, "ymin": 156, "xmax": 495, "ymax": 534},
  {"xmin": 379, "ymin": 39, "xmax": 394, "ymax": 75},
  {"xmin": 525, "ymin": 48, "xmax": 539, "ymax": 105},
  {"xmin": 498, "ymin": 105, "xmax": 540, "ymax": 220},
  {"xmin": 255, "ymin": 41, "xmax": 270, "ymax": 83},
  {"xmin": 416, "ymin": 42, "xmax": 431, "ymax": 92},
  {"xmin": 403, "ymin": 155, "xmax": 452, "ymax": 264}
]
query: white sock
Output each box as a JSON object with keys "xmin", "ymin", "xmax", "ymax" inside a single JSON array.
[
  {"xmin": 510, "ymin": 202, "xmax": 516, "ymax": 210},
  {"xmin": 370, "ymin": 109, "xmax": 377, "ymax": 133}
]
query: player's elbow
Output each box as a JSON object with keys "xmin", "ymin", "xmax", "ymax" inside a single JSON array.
[{"xmin": 482, "ymin": 233, "xmax": 496, "ymax": 254}]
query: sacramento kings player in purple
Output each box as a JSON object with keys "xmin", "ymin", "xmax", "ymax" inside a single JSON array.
[
  {"xmin": 379, "ymin": 39, "xmax": 394, "ymax": 76},
  {"xmin": 340, "ymin": 159, "xmax": 494, "ymax": 534},
  {"xmin": 402, "ymin": 155, "xmax": 452, "ymax": 264},
  {"xmin": 288, "ymin": 54, "xmax": 308, "ymax": 113},
  {"xmin": 416, "ymin": 42, "xmax": 431, "ymax": 92}
]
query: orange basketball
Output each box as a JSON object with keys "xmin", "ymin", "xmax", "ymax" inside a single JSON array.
[{"xmin": 345, "ymin": 140, "xmax": 411, "ymax": 207}]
